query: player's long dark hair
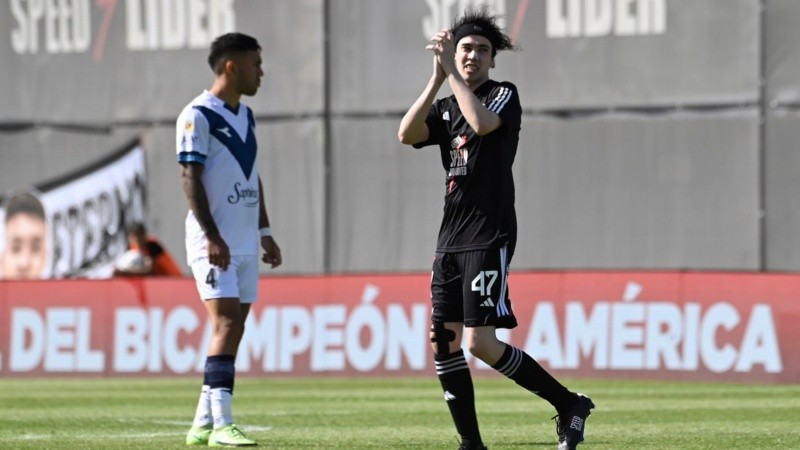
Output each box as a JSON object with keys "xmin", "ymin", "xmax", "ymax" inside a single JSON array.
[{"xmin": 451, "ymin": 7, "xmax": 517, "ymax": 57}]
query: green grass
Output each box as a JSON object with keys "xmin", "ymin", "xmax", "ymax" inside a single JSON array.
[{"xmin": 1, "ymin": 376, "xmax": 798, "ymax": 449}]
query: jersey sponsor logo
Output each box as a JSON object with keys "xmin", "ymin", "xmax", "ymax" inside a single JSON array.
[
  {"xmin": 447, "ymin": 135, "xmax": 468, "ymax": 178},
  {"xmin": 227, "ymin": 182, "xmax": 259, "ymax": 207}
]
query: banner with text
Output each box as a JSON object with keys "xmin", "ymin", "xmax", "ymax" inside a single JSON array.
[
  {"xmin": 0, "ymin": 139, "xmax": 146, "ymax": 280},
  {"xmin": 0, "ymin": 271, "xmax": 796, "ymax": 383}
]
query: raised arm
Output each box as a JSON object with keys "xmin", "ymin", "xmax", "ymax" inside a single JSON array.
[
  {"xmin": 398, "ymin": 53, "xmax": 446, "ymax": 145},
  {"xmin": 447, "ymin": 73, "xmax": 501, "ymax": 136},
  {"xmin": 431, "ymin": 30, "xmax": 502, "ymax": 136}
]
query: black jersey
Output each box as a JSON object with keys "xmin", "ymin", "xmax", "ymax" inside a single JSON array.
[{"xmin": 414, "ymin": 79, "xmax": 521, "ymax": 254}]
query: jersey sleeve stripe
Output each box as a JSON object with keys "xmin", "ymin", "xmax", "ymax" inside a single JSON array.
[
  {"xmin": 487, "ymin": 87, "xmax": 512, "ymax": 113},
  {"xmin": 177, "ymin": 151, "xmax": 207, "ymax": 164}
]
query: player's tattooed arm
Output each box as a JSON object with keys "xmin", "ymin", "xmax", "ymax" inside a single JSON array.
[{"xmin": 180, "ymin": 162, "xmax": 231, "ymax": 269}]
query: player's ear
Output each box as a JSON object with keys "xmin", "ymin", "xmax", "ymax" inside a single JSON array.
[
  {"xmin": 490, "ymin": 58, "xmax": 495, "ymax": 69},
  {"xmin": 225, "ymin": 58, "xmax": 237, "ymax": 76}
]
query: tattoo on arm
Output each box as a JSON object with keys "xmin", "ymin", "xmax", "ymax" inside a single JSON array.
[{"xmin": 181, "ymin": 163, "xmax": 220, "ymax": 237}]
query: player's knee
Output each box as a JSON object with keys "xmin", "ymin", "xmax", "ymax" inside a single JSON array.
[
  {"xmin": 430, "ymin": 321, "xmax": 457, "ymax": 356},
  {"xmin": 214, "ymin": 315, "xmax": 244, "ymax": 338},
  {"xmin": 465, "ymin": 332, "xmax": 497, "ymax": 361},
  {"xmin": 466, "ymin": 339, "xmax": 490, "ymax": 360}
]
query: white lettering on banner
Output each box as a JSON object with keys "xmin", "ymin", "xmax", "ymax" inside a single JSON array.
[
  {"xmin": 5, "ymin": 280, "xmax": 782, "ymax": 376},
  {"xmin": 44, "ymin": 146, "xmax": 146, "ymax": 279},
  {"xmin": 737, "ymin": 305, "xmax": 782, "ymax": 373},
  {"xmin": 278, "ymin": 306, "xmax": 312, "ymax": 371},
  {"xmin": 525, "ymin": 282, "xmax": 783, "ymax": 374},
  {"xmin": 240, "ymin": 285, "xmax": 428, "ymax": 373},
  {"xmin": 238, "ymin": 307, "xmax": 279, "ymax": 371},
  {"xmin": 9, "ymin": 307, "xmax": 103, "ymax": 372},
  {"xmin": 164, "ymin": 306, "xmax": 200, "ymax": 372},
  {"xmin": 126, "ymin": 0, "xmax": 236, "ymax": 51},
  {"xmin": 106, "ymin": 286, "xmax": 428, "ymax": 374},
  {"xmin": 547, "ymin": 0, "xmax": 666, "ymax": 38},
  {"xmin": 422, "ymin": 0, "xmax": 506, "ymax": 41},
  {"xmin": 9, "ymin": 0, "xmax": 236, "ymax": 55},
  {"xmin": 311, "ymin": 306, "xmax": 346, "ymax": 371},
  {"xmin": 346, "ymin": 285, "xmax": 385, "ymax": 371},
  {"xmin": 114, "ymin": 308, "xmax": 147, "ymax": 372},
  {"xmin": 10, "ymin": 308, "xmax": 43, "ymax": 371},
  {"xmin": 385, "ymin": 304, "xmax": 427, "ymax": 370},
  {"xmin": 114, "ymin": 307, "xmax": 202, "ymax": 372},
  {"xmin": 700, "ymin": 303, "xmax": 738, "ymax": 373},
  {"xmin": 10, "ymin": 0, "xmax": 91, "ymax": 54}
]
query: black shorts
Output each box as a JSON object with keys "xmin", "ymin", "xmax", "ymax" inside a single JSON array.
[{"xmin": 430, "ymin": 245, "xmax": 518, "ymax": 329}]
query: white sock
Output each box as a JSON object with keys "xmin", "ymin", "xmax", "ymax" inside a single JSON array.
[
  {"xmin": 210, "ymin": 387, "xmax": 234, "ymax": 428},
  {"xmin": 192, "ymin": 385, "xmax": 212, "ymax": 427}
]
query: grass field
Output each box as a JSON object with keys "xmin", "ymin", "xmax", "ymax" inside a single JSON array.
[{"xmin": 1, "ymin": 376, "xmax": 798, "ymax": 449}]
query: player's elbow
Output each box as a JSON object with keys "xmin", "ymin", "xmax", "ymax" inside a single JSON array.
[
  {"xmin": 472, "ymin": 122, "xmax": 501, "ymax": 136},
  {"xmin": 398, "ymin": 130, "xmax": 420, "ymax": 146},
  {"xmin": 471, "ymin": 116, "xmax": 502, "ymax": 136}
]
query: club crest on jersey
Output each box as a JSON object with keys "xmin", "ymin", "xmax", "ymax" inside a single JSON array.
[
  {"xmin": 442, "ymin": 111, "xmax": 450, "ymax": 121},
  {"xmin": 184, "ymin": 120, "xmax": 194, "ymax": 132},
  {"xmin": 227, "ymin": 182, "xmax": 259, "ymax": 207}
]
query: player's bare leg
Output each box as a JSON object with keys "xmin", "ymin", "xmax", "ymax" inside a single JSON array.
[{"xmin": 188, "ymin": 299, "xmax": 255, "ymax": 446}]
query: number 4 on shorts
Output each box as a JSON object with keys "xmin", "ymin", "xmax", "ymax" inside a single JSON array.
[{"xmin": 205, "ymin": 268, "xmax": 218, "ymax": 288}]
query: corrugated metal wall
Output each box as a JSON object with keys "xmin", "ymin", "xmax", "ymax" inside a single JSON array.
[{"xmin": 1, "ymin": 0, "xmax": 798, "ymax": 274}]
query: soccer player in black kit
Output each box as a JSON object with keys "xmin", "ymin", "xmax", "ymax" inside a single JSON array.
[{"xmin": 398, "ymin": 9, "xmax": 594, "ymax": 450}]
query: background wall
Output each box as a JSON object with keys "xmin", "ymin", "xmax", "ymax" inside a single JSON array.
[{"xmin": 1, "ymin": 0, "xmax": 798, "ymax": 275}]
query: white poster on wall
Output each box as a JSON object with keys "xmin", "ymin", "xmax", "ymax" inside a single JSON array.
[{"xmin": 0, "ymin": 139, "xmax": 146, "ymax": 280}]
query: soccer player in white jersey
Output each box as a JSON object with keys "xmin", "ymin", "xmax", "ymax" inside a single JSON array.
[{"xmin": 178, "ymin": 32, "xmax": 281, "ymax": 447}]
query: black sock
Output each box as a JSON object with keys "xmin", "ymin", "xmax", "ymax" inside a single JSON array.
[
  {"xmin": 205, "ymin": 354, "xmax": 236, "ymax": 393},
  {"xmin": 435, "ymin": 350, "xmax": 482, "ymax": 448},
  {"xmin": 492, "ymin": 344, "xmax": 577, "ymax": 414}
]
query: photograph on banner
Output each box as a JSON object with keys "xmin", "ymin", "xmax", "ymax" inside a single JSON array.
[
  {"xmin": 0, "ymin": 190, "xmax": 48, "ymax": 280},
  {"xmin": 0, "ymin": 139, "xmax": 147, "ymax": 280}
]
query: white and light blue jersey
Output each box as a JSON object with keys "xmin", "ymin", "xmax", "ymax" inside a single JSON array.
[{"xmin": 176, "ymin": 90, "xmax": 260, "ymax": 263}]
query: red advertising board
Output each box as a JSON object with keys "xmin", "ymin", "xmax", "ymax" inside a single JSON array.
[{"xmin": 0, "ymin": 271, "xmax": 797, "ymax": 383}]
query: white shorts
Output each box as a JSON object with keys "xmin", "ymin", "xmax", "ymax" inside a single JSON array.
[{"xmin": 190, "ymin": 255, "xmax": 259, "ymax": 303}]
